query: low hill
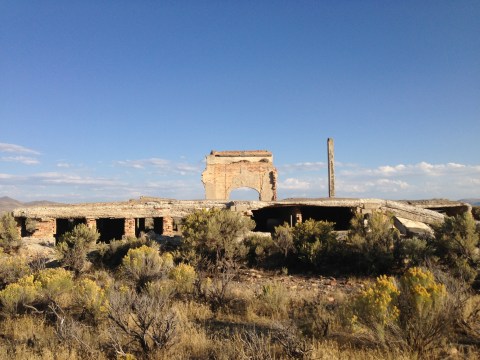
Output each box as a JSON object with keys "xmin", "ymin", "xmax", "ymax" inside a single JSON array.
[{"xmin": 0, "ymin": 196, "xmax": 60, "ymax": 214}]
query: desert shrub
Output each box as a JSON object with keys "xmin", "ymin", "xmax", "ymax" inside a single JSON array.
[
  {"xmin": 0, "ymin": 274, "xmax": 41, "ymax": 315},
  {"xmin": 94, "ymin": 236, "xmax": 153, "ymax": 269},
  {"xmin": 291, "ymin": 219, "xmax": 338, "ymax": 270},
  {"xmin": 273, "ymin": 223, "xmax": 294, "ymax": 259},
  {"xmin": 0, "ymin": 268, "xmax": 74, "ymax": 315},
  {"xmin": 0, "ymin": 212, "xmax": 21, "ymax": 252},
  {"xmin": 121, "ymin": 245, "xmax": 173, "ymax": 290},
  {"xmin": 0, "ymin": 253, "xmax": 31, "ymax": 289},
  {"xmin": 255, "ymin": 281, "xmax": 289, "ymax": 318},
  {"xmin": 107, "ymin": 285, "xmax": 180, "ymax": 355},
  {"xmin": 396, "ymin": 267, "xmax": 450, "ymax": 353},
  {"xmin": 394, "ymin": 237, "xmax": 430, "ymax": 269},
  {"xmin": 244, "ymin": 233, "xmax": 282, "ymax": 267},
  {"xmin": 351, "ymin": 275, "xmax": 400, "ymax": 334},
  {"xmin": 181, "ymin": 209, "xmax": 254, "ymax": 311},
  {"xmin": 350, "ymin": 267, "xmax": 452, "ymax": 354},
  {"xmin": 169, "ymin": 263, "xmax": 197, "ymax": 294},
  {"xmin": 181, "ymin": 209, "xmax": 254, "ymax": 265},
  {"xmin": 25, "ymin": 218, "xmax": 37, "ymax": 234},
  {"xmin": 74, "ymin": 278, "xmax": 109, "ymax": 323},
  {"xmin": 292, "ymin": 296, "xmax": 339, "ymax": 339},
  {"xmin": 347, "ymin": 211, "xmax": 399, "ymax": 274},
  {"xmin": 57, "ymin": 224, "xmax": 100, "ymax": 275},
  {"xmin": 36, "ymin": 267, "xmax": 75, "ymax": 306},
  {"xmin": 431, "ymin": 212, "xmax": 479, "ymax": 283},
  {"xmin": 461, "ymin": 294, "xmax": 480, "ymax": 342}
]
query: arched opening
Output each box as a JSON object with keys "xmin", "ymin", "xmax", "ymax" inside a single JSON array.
[{"xmin": 229, "ymin": 187, "xmax": 260, "ymax": 201}]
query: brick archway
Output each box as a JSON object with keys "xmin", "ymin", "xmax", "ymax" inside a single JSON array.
[{"xmin": 201, "ymin": 150, "xmax": 277, "ymax": 201}]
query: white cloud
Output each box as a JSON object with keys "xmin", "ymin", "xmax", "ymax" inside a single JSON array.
[
  {"xmin": 1, "ymin": 156, "xmax": 39, "ymax": 165},
  {"xmin": 0, "ymin": 142, "xmax": 40, "ymax": 155},
  {"xmin": 116, "ymin": 158, "xmax": 170, "ymax": 169},
  {"xmin": 278, "ymin": 178, "xmax": 310, "ymax": 190},
  {"xmin": 33, "ymin": 172, "xmax": 124, "ymax": 186},
  {"xmin": 116, "ymin": 158, "xmax": 202, "ymax": 175},
  {"xmin": 333, "ymin": 161, "xmax": 480, "ymax": 199}
]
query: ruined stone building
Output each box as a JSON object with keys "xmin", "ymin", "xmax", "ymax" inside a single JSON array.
[{"xmin": 11, "ymin": 150, "xmax": 471, "ymax": 242}]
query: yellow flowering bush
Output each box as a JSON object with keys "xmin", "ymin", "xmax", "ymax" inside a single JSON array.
[
  {"xmin": 349, "ymin": 267, "xmax": 451, "ymax": 352},
  {"xmin": 0, "ymin": 275, "xmax": 41, "ymax": 314},
  {"xmin": 352, "ymin": 275, "xmax": 400, "ymax": 327},
  {"xmin": 121, "ymin": 245, "xmax": 174, "ymax": 289},
  {"xmin": 169, "ymin": 263, "xmax": 197, "ymax": 293},
  {"xmin": 400, "ymin": 267, "xmax": 446, "ymax": 314},
  {"xmin": 36, "ymin": 268, "xmax": 74, "ymax": 304},
  {"xmin": 0, "ymin": 254, "xmax": 30, "ymax": 287},
  {"xmin": 75, "ymin": 278, "xmax": 109, "ymax": 321}
]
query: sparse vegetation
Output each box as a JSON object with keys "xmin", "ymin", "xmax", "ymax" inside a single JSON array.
[
  {"xmin": 57, "ymin": 224, "xmax": 100, "ymax": 275},
  {"xmin": 0, "ymin": 209, "xmax": 479, "ymax": 359},
  {"xmin": 0, "ymin": 212, "xmax": 21, "ymax": 252}
]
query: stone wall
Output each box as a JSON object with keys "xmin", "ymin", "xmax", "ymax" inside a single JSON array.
[
  {"xmin": 31, "ymin": 218, "xmax": 56, "ymax": 238},
  {"xmin": 202, "ymin": 150, "xmax": 277, "ymax": 201}
]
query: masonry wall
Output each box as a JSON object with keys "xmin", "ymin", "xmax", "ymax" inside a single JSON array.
[{"xmin": 202, "ymin": 151, "xmax": 277, "ymax": 201}]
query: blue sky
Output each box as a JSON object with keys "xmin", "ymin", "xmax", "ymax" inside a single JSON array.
[{"xmin": 1, "ymin": 1, "xmax": 479, "ymax": 202}]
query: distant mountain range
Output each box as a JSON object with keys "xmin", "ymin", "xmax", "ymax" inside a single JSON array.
[
  {"xmin": 459, "ymin": 199, "xmax": 480, "ymax": 206},
  {"xmin": 0, "ymin": 196, "xmax": 60, "ymax": 214}
]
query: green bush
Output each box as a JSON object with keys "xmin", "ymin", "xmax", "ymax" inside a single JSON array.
[
  {"xmin": 0, "ymin": 213, "xmax": 21, "ymax": 252},
  {"xmin": 94, "ymin": 236, "xmax": 153, "ymax": 268},
  {"xmin": 121, "ymin": 245, "xmax": 173, "ymax": 290},
  {"xmin": 394, "ymin": 237, "xmax": 430, "ymax": 269},
  {"xmin": 57, "ymin": 224, "xmax": 100, "ymax": 275},
  {"xmin": 244, "ymin": 233, "xmax": 281, "ymax": 267},
  {"xmin": 291, "ymin": 219, "xmax": 337, "ymax": 269},
  {"xmin": 181, "ymin": 209, "xmax": 254, "ymax": 265},
  {"xmin": 347, "ymin": 212, "xmax": 399, "ymax": 274},
  {"xmin": 431, "ymin": 212, "xmax": 479, "ymax": 283},
  {"xmin": 273, "ymin": 223, "xmax": 294, "ymax": 259}
]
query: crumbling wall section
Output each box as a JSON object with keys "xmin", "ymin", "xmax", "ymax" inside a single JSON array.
[
  {"xmin": 202, "ymin": 150, "xmax": 277, "ymax": 201},
  {"xmin": 31, "ymin": 218, "xmax": 56, "ymax": 238}
]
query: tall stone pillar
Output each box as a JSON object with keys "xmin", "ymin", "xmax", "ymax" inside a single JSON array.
[
  {"xmin": 327, "ymin": 138, "xmax": 335, "ymax": 198},
  {"xmin": 124, "ymin": 218, "xmax": 136, "ymax": 238},
  {"xmin": 86, "ymin": 218, "xmax": 97, "ymax": 230},
  {"xmin": 162, "ymin": 216, "xmax": 174, "ymax": 236}
]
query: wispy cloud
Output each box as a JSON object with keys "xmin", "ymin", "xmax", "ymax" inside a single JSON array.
[
  {"xmin": 278, "ymin": 161, "xmax": 326, "ymax": 172},
  {"xmin": 33, "ymin": 172, "xmax": 124, "ymax": 186},
  {"xmin": 0, "ymin": 142, "xmax": 40, "ymax": 155},
  {"xmin": 0, "ymin": 156, "xmax": 39, "ymax": 165},
  {"xmin": 56, "ymin": 162, "xmax": 72, "ymax": 168},
  {"xmin": 115, "ymin": 157, "xmax": 203, "ymax": 175}
]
